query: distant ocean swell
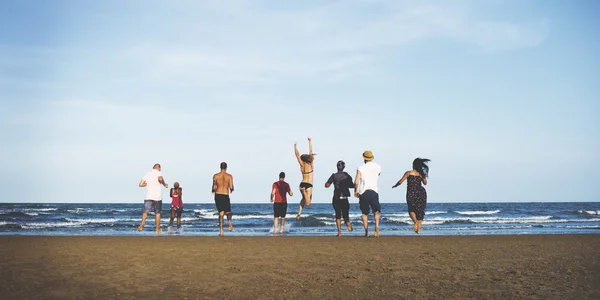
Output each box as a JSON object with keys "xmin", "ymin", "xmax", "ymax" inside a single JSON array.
[{"xmin": 1, "ymin": 202, "xmax": 599, "ymax": 236}]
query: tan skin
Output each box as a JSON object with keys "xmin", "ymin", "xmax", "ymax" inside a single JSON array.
[
  {"xmin": 392, "ymin": 170, "xmax": 428, "ymax": 234},
  {"xmin": 354, "ymin": 161, "xmax": 381, "ymax": 237},
  {"xmin": 295, "ymin": 137, "xmax": 314, "ymax": 220},
  {"xmin": 138, "ymin": 164, "xmax": 168, "ymax": 235},
  {"xmin": 271, "ymin": 178, "xmax": 293, "ymax": 233},
  {"xmin": 213, "ymin": 169, "xmax": 234, "ymax": 236}
]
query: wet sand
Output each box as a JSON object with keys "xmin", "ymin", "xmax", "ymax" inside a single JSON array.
[{"xmin": 1, "ymin": 235, "xmax": 599, "ymax": 299}]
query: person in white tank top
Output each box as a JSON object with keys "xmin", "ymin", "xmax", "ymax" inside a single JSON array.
[{"xmin": 354, "ymin": 150, "xmax": 382, "ymax": 237}]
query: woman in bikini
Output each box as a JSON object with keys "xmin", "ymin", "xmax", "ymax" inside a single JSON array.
[
  {"xmin": 168, "ymin": 181, "xmax": 183, "ymax": 233},
  {"xmin": 295, "ymin": 137, "xmax": 315, "ymax": 220},
  {"xmin": 392, "ymin": 158, "xmax": 430, "ymax": 234}
]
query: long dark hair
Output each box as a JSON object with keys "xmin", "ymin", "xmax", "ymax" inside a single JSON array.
[{"xmin": 412, "ymin": 158, "xmax": 430, "ymax": 178}]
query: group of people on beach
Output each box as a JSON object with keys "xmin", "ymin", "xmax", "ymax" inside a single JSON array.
[{"xmin": 137, "ymin": 137, "xmax": 430, "ymax": 237}]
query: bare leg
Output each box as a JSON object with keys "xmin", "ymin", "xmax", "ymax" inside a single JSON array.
[
  {"xmin": 296, "ymin": 196, "xmax": 306, "ymax": 220},
  {"xmin": 343, "ymin": 206, "xmax": 352, "ymax": 232},
  {"xmin": 361, "ymin": 214, "xmax": 369, "ymax": 237},
  {"xmin": 336, "ymin": 218, "xmax": 342, "ymax": 236},
  {"xmin": 218, "ymin": 211, "xmax": 224, "ymax": 236},
  {"xmin": 417, "ymin": 220, "xmax": 422, "ymax": 234},
  {"xmin": 226, "ymin": 212, "xmax": 233, "ymax": 231},
  {"xmin": 304, "ymin": 188, "xmax": 313, "ymax": 206},
  {"xmin": 176, "ymin": 209, "xmax": 182, "ymax": 230},
  {"xmin": 280, "ymin": 218, "xmax": 285, "ymax": 233},
  {"xmin": 155, "ymin": 213, "xmax": 161, "ymax": 235},
  {"xmin": 374, "ymin": 211, "xmax": 380, "ymax": 237},
  {"xmin": 169, "ymin": 208, "xmax": 175, "ymax": 233},
  {"xmin": 138, "ymin": 212, "xmax": 148, "ymax": 231},
  {"xmin": 273, "ymin": 217, "xmax": 279, "ymax": 234},
  {"xmin": 409, "ymin": 212, "xmax": 418, "ymax": 233}
]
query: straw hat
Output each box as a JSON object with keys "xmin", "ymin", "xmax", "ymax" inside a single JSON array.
[{"xmin": 362, "ymin": 150, "xmax": 374, "ymax": 161}]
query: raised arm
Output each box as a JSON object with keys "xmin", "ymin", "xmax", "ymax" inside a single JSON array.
[
  {"xmin": 294, "ymin": 142, "xmax": 302, "ymax": 165},
  {"xmin": 325, "ymin": 174, "xmax": 334, "ymax": 188},
  {"xmin": 392, "ymin": 171, "xmax": 410, "ymax": 188},
  {"xmin": 354, "ymin": 169, "xmax": 362, "ymax": 198},
  {"xmin": 308, "ymin": 137, "xmax": 313, "ymax": 155}
]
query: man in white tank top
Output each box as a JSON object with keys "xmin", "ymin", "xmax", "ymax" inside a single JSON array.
[{"xmin": 354, "ymin": 150, "xmax": 382, "ymax": 237}]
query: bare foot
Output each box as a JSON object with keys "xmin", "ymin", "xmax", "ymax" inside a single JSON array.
[
  {"xmin": 137, "ymin": 223, "xmax": 145, "ymax": 232},
  {"xmin": 219, "ymin": 229, "xmax": 224, "ymax": 236},
  {"xmin": 296, "ymin": 214, "xmax": 301, "ymax": 221},
  {"xmin": 364, "ymin": 231, "xmax": 369, "ymax": 237},
  {"xmin": 228, "ymin": 222, "xmax": 233, "ymax": 232},
  {"xmin": 413, "ymin": 223, "xmax": 418, "ymax": 233},
  {"xmin": 155, "ymin": 228, "xmax": 162, "ymax": 235},
  {"xmin": 279, "ymin": 229, "xmax": 284, "ymax": 234},
  {"xmin": 346, "ymin": 222, "xmax": 353, "ymax": 232},
  {"xmin": 417, "ymin": 220, "xmax": 422, "ymax": 234},
  {"xmin": 168, "ymin": 226, "xmax": 172, "ymax": 233},
  {"xmin": 374, "ymin": 229, "xmax": 379, "ymax": 238},
  {"xmin": 337, "ymin": 232, "xmax": 342, "ymax": 237}
]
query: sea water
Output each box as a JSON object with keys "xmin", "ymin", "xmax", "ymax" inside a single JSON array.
[{"xmin": 1, "ymin": 202, "xmax": 599, "ymax": 236}]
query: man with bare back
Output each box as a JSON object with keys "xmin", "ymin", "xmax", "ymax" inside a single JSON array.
[{"xmin": 212, "ymin": 162, "xmax": 234, "ymax": 236}]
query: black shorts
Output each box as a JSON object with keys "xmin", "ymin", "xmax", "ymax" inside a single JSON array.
[
  {"xmin": 214, "ymin": 194, "xmax": 231, "ymax": 213},
  {"xmin": 332, "ymin": 198, "xmax": 350, "ymax": 220},
  {"xmin": 359, "ymin": 190, "xmax": 380, "ymax": 215},
  {"xmin": 273, "ymin": 202, "xmax": 288, "ymax": 218},
  {"xmin": 299, "ymin": 182, "xmax": 313, "ymax": 189}
]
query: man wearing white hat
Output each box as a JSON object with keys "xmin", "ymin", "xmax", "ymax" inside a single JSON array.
[{"xmin": 354, "ymin": 150, "xmax": 382, "ymax": 237}]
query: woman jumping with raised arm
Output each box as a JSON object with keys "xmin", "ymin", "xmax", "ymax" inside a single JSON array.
[
  {"xmin": 392, "ymin": 158, "xmax": 430, "ymax": 234},
  {"xmin": 295, "ymin": 137, "xmax": 315, "ymax": 220}
]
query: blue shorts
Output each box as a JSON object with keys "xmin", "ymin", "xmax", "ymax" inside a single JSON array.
[
  {"xmin": 144, "ymin": 200, "xmax": 162, "ymax": 214},
  {"xmin": 359, "ymin": 190, "xmax": 380, "ymax": 215}
]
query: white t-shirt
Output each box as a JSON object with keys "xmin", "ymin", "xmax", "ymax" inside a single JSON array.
[
  {"xmin": 142, "ymin": 169, "xmax": 163, "ymax": 200},
  {"xmin": 358, "ymin": 161, "xmax": 381, "ymax": 194}
]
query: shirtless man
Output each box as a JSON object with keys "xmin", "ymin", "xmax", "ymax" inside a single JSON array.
[{"xmin": 212, "ymin": 162, "xmax": 234, "ymax": 236}]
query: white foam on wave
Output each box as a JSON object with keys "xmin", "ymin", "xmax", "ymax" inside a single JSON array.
[
  {"xmin": 455, "ymin": 210, "xmax": 501, "ymax": 215},
  {"xmin": 22, "ymin": 222, "xmax": 85, "ymax": 229},
  {"xmin": 428, "ymin": 211, "xmax": 448, "ymax": 215},
  {"xmin": 23, "ymin": 208, "xmax": 57, "ymax": 212},
  {"xmin": 24, "ymin": 212, "xmax": 39, "ymax": 216},
  {"xmin": 0, "ymin": 221, "xmax": 7, "ymax": 226},
  {"xmin": 269, "ymin": 223, "xmax": 292, "ymax": 234},
  {"xmin": 580, "ymin": 210, "xmax": 600, "ymax": 215}
]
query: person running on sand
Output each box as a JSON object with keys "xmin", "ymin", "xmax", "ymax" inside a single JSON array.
[
  {"xmin": 270, "ymin": 172, "xmax": 293, "ymax": 234},
  {"xmin": 138, "ymin": 163, "xmax": 168, "ymax": 235},
  {"xmin": 393, "ymin": 158, "xmax": 430, "ymax": 234},
  {"xmin": 325, "ymin": 160, "xmax": 354, "ymax": 236},
  {"xmin": 168, "ymin": 182, "xmax": 183, "ymax": 234},
  {"xmin": 354, "ymin": 150, "xmax": 382, "ymax": 237},
  {"xmin": 295, "ymin": 137, "xmax": 315, "ymax": 220},
  {"xmin": 213, "ymin": 162, "xmax": 234, "ymax": 236}
]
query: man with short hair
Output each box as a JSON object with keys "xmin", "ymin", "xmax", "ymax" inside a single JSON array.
[
  {"xmin": 325, "ymin": 160, "xmax": 354, "ymax": 236},
  {"xmin": 212, "ymin": 162, "xmax": 234, "ymax": 236},
  {"xmin": 138, "ymin": 163, "xmax": 168, "ymax": 235},
  {"xmin": 271, "ymin": 172, "xmax": 293, "ymax": 234},
  {"xmin": 354, "ymin": 150, "xmax": 382, "ymax": 237}
]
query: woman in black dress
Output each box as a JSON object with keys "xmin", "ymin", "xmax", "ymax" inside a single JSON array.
[{"xmin": 393, "ymin": 158, "xmax": 430, "ymax": 234}]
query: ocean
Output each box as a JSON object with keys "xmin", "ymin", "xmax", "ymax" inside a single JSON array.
[{"xmin": 1, "ymin": 202, "xmax": 599, "ymax": 236}]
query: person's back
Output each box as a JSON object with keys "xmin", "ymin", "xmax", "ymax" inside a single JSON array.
[
  {"xmin": 273, "ymin": 180, "xmax": 291, "ymax": 203},
  {"xmin": 143, "ymin": 169, "xmax": 163, "ymax": 200},
  {"xmin": 331, "ymin": 171, "xmax": 353, "ymax": 199},
  {"xmin": 213, "ymin": 171, "xmax": 233, "ymax": 195},
  {"xmin": 358, "ymin": 161, "xmax": 381, "ymax": 194}
]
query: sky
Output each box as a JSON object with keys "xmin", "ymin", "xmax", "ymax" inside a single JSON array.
[{"xmin": 0, "ymin": 0, "xmax": 598, "ymax": 204}]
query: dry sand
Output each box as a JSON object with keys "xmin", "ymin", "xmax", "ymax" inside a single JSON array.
[{"xmin": 1, "ymin": 235, "xmax": 599, "ymax": 299}]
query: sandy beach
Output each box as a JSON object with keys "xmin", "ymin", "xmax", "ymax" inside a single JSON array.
[{"xmin": 1, "ymin": 235, "xmax": 599, "ymax": 299}]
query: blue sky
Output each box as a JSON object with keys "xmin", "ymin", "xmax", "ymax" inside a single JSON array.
[{"xmin": 1, "ymin": 0, "xmax": 598, "ymax": 203}]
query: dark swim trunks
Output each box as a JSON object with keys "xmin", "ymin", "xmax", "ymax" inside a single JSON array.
[
  {"xmin": 359, "ymin": 190, "xmax": 380, "ymax": 215},
  {"xmin": 273, "ymin": 202, "xmax": 288, "ymax": 218},
  {"xmin": 144, "ymin": 200, "xmax": 162, "ymax": 214},
  {"xmin": 214, "ymin": 194, "xmax": 231, "ymax": 213},
  {"xmin": 299, "ymin": 182, "xmax": 313, "ymax": 189}
]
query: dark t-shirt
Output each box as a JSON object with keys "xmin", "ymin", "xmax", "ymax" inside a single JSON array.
[
  {"xmin": 326, "ymin": 172, "xmax": 354, "ymax": 199},
  {"xmin": 272, "ymin": 181, "xmax": 291, "ymax": 203}
]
